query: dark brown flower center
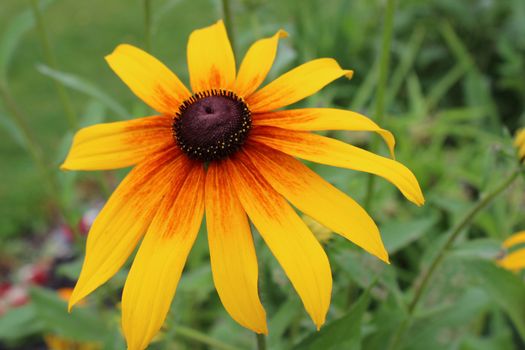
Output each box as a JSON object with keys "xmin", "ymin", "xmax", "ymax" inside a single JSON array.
[{"xmin": 173, "ymin": 90, "xmax": 251, "ymax": 162}]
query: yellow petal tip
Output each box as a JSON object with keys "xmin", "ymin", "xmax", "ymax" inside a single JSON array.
[
  {"xmin": 277, "ymin": 29, "xmax": 289, "ymax": 38},
  {"xmin": 105, "ymin": 43, "xmax": 134, "ymax": 61},
  {"xmin": 257, "ymin": 326, "xmax": 269, "ymax": 336},
  {"xmin": 344, "ymin": 70, "xmax": 354, "ymax": 79}
]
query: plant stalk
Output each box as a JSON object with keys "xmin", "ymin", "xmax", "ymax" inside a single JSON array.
[
  {"xmin": 174, "ymin": 325, "xmax": 240, "ymax": 350},
  {"xmin": 388, "ymin": 168, "xmax": 521, "ymax": 350},
  {"xmin": 221, "ymin": 0, "xmax": 236, "ymax": 52},
  {"xmin": 143, "ymin": 0, "xmax": 153, "ymax": 52},
  {"xmin": 0, "ymin": 83, "xmax": 56, "ymax": 195},
  {"xmin": 256, "ymin": 333, "xmax": 266, "ymax": 350},
  {"xmin": 30, "ymin": 0, "xmax": 77, "ymax": 129}
]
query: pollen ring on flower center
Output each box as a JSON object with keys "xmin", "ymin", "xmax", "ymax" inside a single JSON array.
[{"xmin": 173, "ymin": 89, "xmax": 252, "ymax": 162}]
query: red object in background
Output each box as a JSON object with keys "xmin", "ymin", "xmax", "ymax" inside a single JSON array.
[
  {"xmin": 0, "ymin": 282, "xmax": 11, "ymax": 297},
  {"xmin": 0, "ymin": 284, "xmax": 29, "ymax": 309},
  {"xmin": 78, "ymin": 207, "xmax": 101, "ymax": 236},
  {"xmin": 60, "ymin": 224, "xmax": 74, "ymax": 242},
  {"xmin": 19, "ymin": 263, "xmax": 50, "ymax": 286},
  {"xmin": 8, "ymin": 286, "xmax": 29, "ymax": 307}
]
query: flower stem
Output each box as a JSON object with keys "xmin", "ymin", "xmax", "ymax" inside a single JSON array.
[
  {"xmin": 29, "ymin": 0, "xmax": 77, "ymax": 129},
  {"xmin": 256, "ymin": 333, "xmax": 266, "ymax": 350},
  {"xmin": 221, "ymin": 0, "xmax": 236, "ymax": 53},
  {"xmin": 143, "ymin": 0, "xmax": 153, "ymax": 52},
  {"xmin": 0, "ymin": 83, "xmax": 56, "ymax": 195},
  {"xmin": 388, "ymin": 168, "xmax": 521, "ymax": 350},
  {"xmin": 363, "ymin": 0, "xmax": 396, "ymax": 210}
]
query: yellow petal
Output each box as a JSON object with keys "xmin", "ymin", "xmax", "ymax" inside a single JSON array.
[
  {"xmin": 226, "ymin": 157, "xmax": 332, "ymax": 329},
  {"xmin": 514, "ymin": 128, "xmax": 525, "ymax": 148},
  {"xmin": 242, "ymin": 145, "xmax": 388, "ymax": 263},
  {"xmin": 247, "ymin": 58, "xmax": 353, "ymax": 113},
  {"xmin": 253, "ymin": 108, "xmax": 396, "ymax": 157},
  {"xmin": 519, "ymin": 142, "xmax": 525, "ymax": 161},
  {"xmin": 61, "ymin": 115, "xmax": 175, "ymax": 171},
  {"xmin": 251, "ymin": 127, "xmax": 424, "ymax": 206},
  {"xmin": 502, "ymin": 231, "xmax": 525, "ymax": 249},
  {"xmin": 205, "ymin": 163, "xmax": 267, "ymax": 334},
  {"xmin": 234, "ymin": 30, "xmax": 288, "ymax": 98},
  {"xmin": 106, "ymin": 44, "xmax": 191, "ymax": 115},
  {"xmin": 498, "ymin": 249, "xmax": 525, "ymax": 271},
  {"xmin": 69, "ymin": 150, "xmax": 193, "ymax": 309},
  {"xmin": 122, "ymin": 164, "xmax": 205, "ymax": 350},
  {"xmin": 187, "ymin": 20, "xmax": 236, "ymax": 92}
]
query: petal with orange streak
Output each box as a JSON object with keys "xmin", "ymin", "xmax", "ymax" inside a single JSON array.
[
  {"xmin": 253, "ymin": 108, "xmax": 395, "ymax": 157},
  {"xmin": 225, "ymin": 158, "xmax": 332, "ymax": 329},
  {"xmin": 68, "ymin": 150, "xmax": 193, "ymax": 310},
  {"xmin": 187, "ymin": 20, "xmax": 236, "ymax": 92},
  {"xmin": 122, "ymin": 164, "xmax": 205, "ymax": 350},
  {"xmin": 61, "ymin": 115, "xmax": 175, "ymax": 171},
  {"xmin": 247, "ymin": 58, "xmax": 353, "ymax": 113},
  {"xmin": 205, "ymin": 162, "xmax": 267, "ymax": 334},
  {"xmin": 106, "ymin": 44, "xmax": 190, "ymax": 115},
  {"xmin": 241, "ymin": 145, "xmax": 388, "ymax": 263},
  {"xmin": 234, "ymin": 30, "xmax": 287, "ymax": 98},
  {"xmin": 250, "ymin": 126, "xmax": 424, "ymax": 206}
]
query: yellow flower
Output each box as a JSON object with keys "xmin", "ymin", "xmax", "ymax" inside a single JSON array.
[
  {"xmin": 498, "ymin": 231, "xmax": 525, "ymax": 271},
  {"xmin": 62, "ymin": 20, "xmax": 424, "ymax": 350},
  {"xmin": 515, "ymin": 128, "xmax": 525, "ymax": 164}
]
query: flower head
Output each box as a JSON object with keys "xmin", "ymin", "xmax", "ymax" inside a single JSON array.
[
  {"xmin": 498, "ymin": 230, "xmax": 525, "ymax": 271},
  {"xmin": 62, "ymin": 20, "xmax": 424, "ymax": 350}
]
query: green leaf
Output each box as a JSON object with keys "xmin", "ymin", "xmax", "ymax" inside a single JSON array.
[
  {"xmin": 37, "ymin": 64, "xmax": 129, "ymax": 120},
  {"xmin": 0, "ymin": 304, "xmax": 44, "ymax": 341},
  {"xmin": 0, "ymin": 110, "xmax": 26, "ymax": 149},
  {"xmin": 450, "ymin": 238, "xmax": 501, "ymax": 260},
  {"xmin": 29, "ymin": 287, "xmax": 110, "ymax": 342},
  {"xmin": 178, "ymin": 265, "xmax": 214, "ymax": 301},
  {"xmin": 404, "ymin": 288, "xmax": 491, "ymax": 350},
  {"xmin": 293, "ymin": 289, "xmax": 370, "ymax": 350},
  {"xmin": 268, "ymin": 298, "xmax": 302, "ymax": 349},
  {"xmin": 461, "ymin": 259, "xmax": 525, "ymax": 341},
  {"xmin": 382, "ymin": 215, "xmax": 437, "ymax": 254}
]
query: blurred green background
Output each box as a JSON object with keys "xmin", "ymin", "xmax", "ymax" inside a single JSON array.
[{"xmin": 0, "ymin": 0, "xmax": 524, "ymax": 349}]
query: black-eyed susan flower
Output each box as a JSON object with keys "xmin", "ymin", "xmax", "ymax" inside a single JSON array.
[
  {"xmin": 498, "ymin": 231, "xmax": 525, "ymax": 271},
  {"xmin": 62, "ymin": 20, "xmax": 424, "ymax": 350},
  {"xmin": 515, "ymin": 128, "xmax": 525, "ymax": 164}
]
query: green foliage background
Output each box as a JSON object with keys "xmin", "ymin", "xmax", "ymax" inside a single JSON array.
[{"xmin": 0, "ymin": 0, "xmax": 524, "ymax": 349}]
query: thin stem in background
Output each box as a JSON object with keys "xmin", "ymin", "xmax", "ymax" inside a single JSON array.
[
  {"xmin": 221, "ymin": 0, "xmax": 236, "ymax": 53},
  {"xmin": 29, "ymin": 0, "xmax": 77, "ymax": 129},
  {"xmin": 174, "ymin": 325, "xmax": 241, "ymax": 350},
  {"xmin": 363, "ymin": 0, "xmax": 397, "ymax": 210},
  {"xmin": 0, "ymin": 82, "xmax": 84, "ymax": 238},
  {"xmin": 388, "ymin": 168, "xmax": 522, "ymax": 350},
  {"xmin": 143, "ymin": 0, "xmax": 153, "ymax": 52},
  {"xmin": 256, "ymin": 333, "xmax": 266, "ymax": 350},
  {"xmin": 0, "ymin": 83, "xmax": 57, "ymax": 196}
]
